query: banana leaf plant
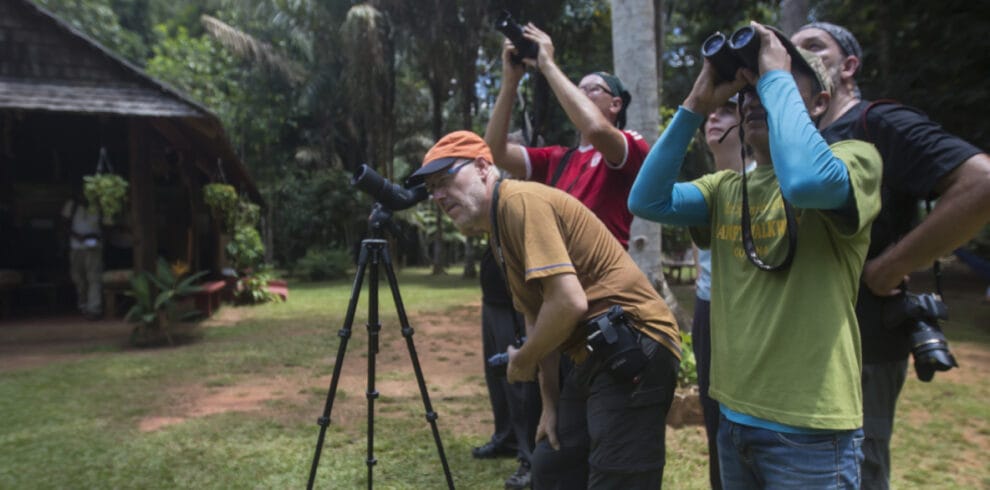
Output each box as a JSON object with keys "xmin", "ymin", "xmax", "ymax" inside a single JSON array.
[{"xmin": 125, "ymin": 258, "xmax": 208, "ymax": 346}]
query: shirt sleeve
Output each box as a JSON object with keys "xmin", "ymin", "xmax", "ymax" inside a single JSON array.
[
  {"xmin": 605, "ymin": 130, "xmax": 649, "ymax": 174},
  {"xmin": 867, "ymin": 104, "xmax": 982, "ymax": 199},
  {"xmin": 525, "ymin": 146, "xmax": 566, "ymax": 183},
  {"xmin": 628, "ymin": 107, "xmax": 710, "ymax": 226},
  {"xmin": 500, "ymin": 193, "xmax": 576, "ymax": 283},
  {"xmin": 760, "ymin": 70, "xmax": 851, "ymax": 210},
  {"xmin": 825, "ymin": 139, "xmax": 883, "ymax": 237}
]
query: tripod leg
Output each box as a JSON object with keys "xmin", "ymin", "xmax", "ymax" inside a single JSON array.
[
  {"xmin": 306, "ymin": 241, "xmax": 371, "ymax": 490},
  {"xmin": 381, "ymin": 245, "xmax": 456, "ymax": 489},
  {"xmin": 365, "ymin": 241, "xmax": 383, "ymax": 489}
]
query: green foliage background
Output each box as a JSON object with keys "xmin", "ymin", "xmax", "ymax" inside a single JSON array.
[{"xmin": 31, "ymin": 0, "xmax": 990, "ymax": 266}]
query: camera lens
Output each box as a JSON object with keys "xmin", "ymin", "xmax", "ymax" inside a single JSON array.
[
  {"xmin": 701, "ymin": 32, "xmax": 727, "ymax": 57},
  {"xmin": 909, "ymin": 321, "xmax": 958, "ymax": 382}
]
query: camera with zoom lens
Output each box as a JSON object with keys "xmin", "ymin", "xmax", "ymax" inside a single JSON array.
[
  {"xmin": 352, "ymin": 164, "xmax": 428, "ymax": 211},
  {"xmin": 882, "ymin": 292, "xmax": 958, "ymax": 382},
  {"xmin": 701, "ymin": 26, "xmax": 761, "ymax": 82},
  {"xmin": 494, "ymin": 11, "xmax": 538, "ymax": 65},
  {"xmin": 488, "ymin": 336, "xmax": 525, "ymax": 378}
]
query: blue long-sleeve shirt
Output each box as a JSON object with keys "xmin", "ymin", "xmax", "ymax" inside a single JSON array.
[{"xmin": 628, "ymin": 70, "xmax": 852, "ymax": 225}]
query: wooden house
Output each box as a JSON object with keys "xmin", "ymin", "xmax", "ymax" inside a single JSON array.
[{"xmin": 0, "ymin": 0, "xmax": 261, "ymax": 316}]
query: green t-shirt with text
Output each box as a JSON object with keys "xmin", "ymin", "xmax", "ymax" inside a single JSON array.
[{"xmin": 691, "ymin": 139, "xmax": 881, "ymax": 430}]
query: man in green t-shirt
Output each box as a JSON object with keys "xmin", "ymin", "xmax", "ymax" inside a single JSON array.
[
  {"xmin": 408, "ymin": 130, "xmax": 681, "ymax": 488},
  {"xmin": 629, "ymin": 22, "xmax": 882, "ymax": 488}
]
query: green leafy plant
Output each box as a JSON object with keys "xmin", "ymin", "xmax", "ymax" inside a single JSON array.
[
  {"xmin": 293, "ymin": 246, "xmax": 352, "ymax": 281},
  {"xmin": 203, "ymin": 183, "xmax": 239, "ymax": 232},
  {"xmin": 677, "ymin": 331, "xmax": 698, "ymax": 389},
  {"xmin": 235, "ymin": 266, "xmax": 283, "ymax": 304},
  {"xmin": 125, "ymin": 258, "xmax": 208, "ymax": 346},
  {"xmin": 226, "ymin": 226, "xmax": 264, "ymax": 272},
  {"xmin": 82, "ymin": 174, "xmax": 128, "ymax": 222}
]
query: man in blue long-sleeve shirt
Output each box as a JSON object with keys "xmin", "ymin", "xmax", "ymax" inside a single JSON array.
[{"xmin": 629, "ymin": 22, "xmax": 882, "ymax": 489}]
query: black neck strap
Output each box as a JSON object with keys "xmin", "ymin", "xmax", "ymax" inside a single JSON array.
[
  {"xmin": 489, "ymin": 179, "xmax": 525, "ymax": 340},
  {"xmin": 490, "ymin": 179, "xmax": 506, "ymax": 274},
  {"xmin": 740, "ymin": 165, "xmax": 798, "ymax": 272}
]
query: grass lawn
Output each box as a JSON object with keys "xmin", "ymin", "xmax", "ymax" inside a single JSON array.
[{"xmin": 0, "ymin": 266, "xmax": 987, "ymax": 489}]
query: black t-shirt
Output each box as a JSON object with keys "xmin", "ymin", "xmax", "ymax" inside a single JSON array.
[
  {"xmin": 821, "ymin": 100, "xmax": 982, "ymax": 362},
  {"xmin": 480, "ymin": 247, "xmax": 513, "ymax": 307}
]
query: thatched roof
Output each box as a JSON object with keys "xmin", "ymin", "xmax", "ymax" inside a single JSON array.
[{"xmin": 0, "ymin": 0, "xmax": 261, "ymax": 202}]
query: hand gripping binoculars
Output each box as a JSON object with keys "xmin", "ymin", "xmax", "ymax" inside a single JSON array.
[{"xmin": 701, "ymin": 26, "xmax": 761, "ymax": 82}]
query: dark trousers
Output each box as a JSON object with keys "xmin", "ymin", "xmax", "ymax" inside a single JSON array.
[
  {"xmin": 861, "ymin": 359, "xmax": 908, "ymax": 490},
  {"xmin": 692, "ymin": 297, "xmax": 721, "ymax": 489},
  {"xmin": 531, "ymin": 335, "xmax": 679, "ymax": 489},
  {"xmin": 482, "ymin": 301, "xmax": 541, "ymax": 462}
]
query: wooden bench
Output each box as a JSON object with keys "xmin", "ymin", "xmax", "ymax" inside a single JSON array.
[
  {"xmin": 267, "ymin": 279, "xmax": 289, "ymax": 301},
  {"xmin": 193, "ymin": 280, "xmax": 227, "ymax": 318},
  {"xmin": 102, "ymin": 269, "xmax": 134, "ymax": 319}
]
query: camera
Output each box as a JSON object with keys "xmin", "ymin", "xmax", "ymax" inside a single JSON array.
[
  {"xmin": 494, "ymin": 11, "xmax": 538, "ymax": 65},
  {"xmin": 487, "ymin": 336, "xmax": 525, "ymax": 378},
  {"xmin": 883, "ymin": 292, "xmax": 958, "ymax": 382},
  {"xmin": 352, "ymin": 164, "xmax": 428, "ymax": 211},
  {"xmin": 701, "ymin": 26, "xmax": 760, "ymax": 82}
]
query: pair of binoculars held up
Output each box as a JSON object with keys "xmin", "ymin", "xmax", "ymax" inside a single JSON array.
[{"xmin": 701, "ymin": 26, "xmax": 760, "ymax": 82}]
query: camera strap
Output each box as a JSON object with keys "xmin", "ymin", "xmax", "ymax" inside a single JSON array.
[
  {"xmin": 740, "ymin": 165, "xmax": 798, "ymax": 271},
  {"xmin": 489, "ymin": 179, "xmax": 525, "ymax": 341},
  {"xmin": 549, "ymin": 147, "xmax": 578, "ymax": 188}
]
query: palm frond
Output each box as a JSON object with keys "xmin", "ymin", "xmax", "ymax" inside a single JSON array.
[{"xmin": 201, "ymin": 14, "xmax": 308, "ymax": 84}]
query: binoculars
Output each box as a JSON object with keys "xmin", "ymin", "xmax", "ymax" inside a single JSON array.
[
  {"xmin": 701, "ymin": 26, "xmax": 760, "ymax": 82},
  {"xmin": 494, "ymin": 11, "xmax": 538, "ymax": 65}
]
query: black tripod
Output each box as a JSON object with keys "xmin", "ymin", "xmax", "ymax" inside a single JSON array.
[{"xmin": 306, "ymin": 204, "xmax": 454, "ymax": 490}]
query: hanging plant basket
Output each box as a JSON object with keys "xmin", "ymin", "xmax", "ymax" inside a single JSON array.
[
  {"xmin": 83, "ymin": 173, "xmax": 129, "ymax": 224},
  {"xmin": 203, "ymin": 183, "xmax": 238, "ymax": 232}
]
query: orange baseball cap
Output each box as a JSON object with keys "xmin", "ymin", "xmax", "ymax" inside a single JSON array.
[{"xmin": 406, "ymin": 131, "xmax": 493, "ymax": 185}]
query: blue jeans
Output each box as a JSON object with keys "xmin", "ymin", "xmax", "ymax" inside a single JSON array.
[{"xmin": 718, "ymin": 415, "xmax": 864, "ymax": 489}]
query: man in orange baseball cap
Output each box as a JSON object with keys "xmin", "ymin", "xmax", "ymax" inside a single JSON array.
[{"xmin": 415, "ymin": 130, "xmax": 681, "ymax": 489}]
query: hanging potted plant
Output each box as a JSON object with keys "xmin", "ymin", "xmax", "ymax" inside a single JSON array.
[
  {"xmin": 83, "ymin": 148, "xmax": 128, "ymax": 224},
  {"xmin": 203, "ymin": 183, "xmax": 239, "ymax": 232}
]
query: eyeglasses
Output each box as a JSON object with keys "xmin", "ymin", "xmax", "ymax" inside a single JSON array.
[
  {"xmin": 578, "ymin": 84, "xmax": 614, "ymax": 96},
  {"xmin": 425, "ymin": 159, "xmax": 473, "ymax": 194}
]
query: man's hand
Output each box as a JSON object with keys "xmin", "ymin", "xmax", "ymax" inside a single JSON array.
[
  {"xmin": 535, "ymin": 404, "xmax": 560, "ymax": 450},
  {"xmin": 521, "ymin": 24, "xmax": 556, "ymax": 72},
  {"xmin": 752, "ymin": 22, "xmax": 790, "ymax": 77},
  {"xmin": 862, "ymin": 255, "xmax": 910, "ymax": 297},
  {"xmin": 684, "ymin": 58, "xmax": 747, "ymax": 116},
  {"xmin": 506, "ymin": 345, "xmax": 537, "ymax": 383},
  {"xmin": 500, "ymin": 39, "xmax": 526, "ymax": 87}
]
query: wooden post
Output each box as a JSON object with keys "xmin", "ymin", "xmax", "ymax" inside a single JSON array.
[{"xmin": 129, "ymin": 119, "xmax": 156, "ymax": 273}]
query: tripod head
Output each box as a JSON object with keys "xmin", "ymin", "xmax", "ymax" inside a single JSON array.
[{"xmin": 353, "ymin": 164, "xmax": 429, "ymax": 237}]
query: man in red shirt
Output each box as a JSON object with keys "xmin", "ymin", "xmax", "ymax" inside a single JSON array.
[{"xmin": 485, "ymin": 24, "xmax": 648, "ymax": 248}]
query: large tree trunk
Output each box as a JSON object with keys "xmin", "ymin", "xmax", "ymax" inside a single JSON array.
[
  {"xmin": 610, "ymin": 0, "xmax": 689, "ymax": 329},
  {"xmin": 779, "ymin": 0, "xmax": 809, "ymax": 35}
]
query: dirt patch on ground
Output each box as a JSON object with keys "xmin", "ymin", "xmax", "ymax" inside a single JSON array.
[
  {"xmin": 0, "ymin": 302, "xmax": 492, "ymax": 435},
  {"xmin": 132, "ymin": 303, "xmax": 490, "ymax": 434}
]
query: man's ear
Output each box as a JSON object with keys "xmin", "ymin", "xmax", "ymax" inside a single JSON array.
[
  {"xmin": 841, "ymin": 55, "xmax": 860, "ymax": 80},
  {"xmin": 477, "ymin": 157, "xmax": 494, "ymax": 180},
  {"xmin": 809, "ymin": 91, "xmax": 831, "ymax": 120},
  {"xmin": 609, "ymin": 96, "xmax": 623, "ymax": 116}
]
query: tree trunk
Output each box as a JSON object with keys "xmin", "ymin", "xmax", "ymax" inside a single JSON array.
[
  {"xmin": 779, "ymin": 0, "xmax": 809, "ymax": 35},
  {"xmin": 610, "ymin": 0, "xmax": 689, "ymax": 329}
]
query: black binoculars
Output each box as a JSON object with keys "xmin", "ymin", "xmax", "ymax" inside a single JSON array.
[
  {"xmin": 494, "ymin": 11, "xmax": 538, "ymax": 65},
  {"xmin": 701, "ymin": 26, "xmax": 760, "ymax": 82}
]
